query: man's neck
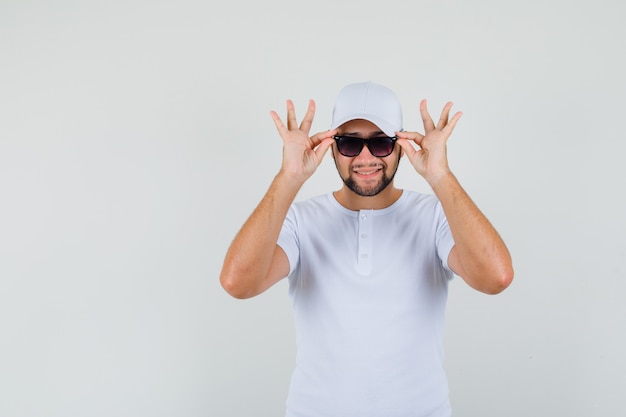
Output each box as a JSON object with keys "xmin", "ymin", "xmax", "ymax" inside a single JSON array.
[{"xmin": 333, "ymin": 185, "xmax": 403, "ymax": 211}]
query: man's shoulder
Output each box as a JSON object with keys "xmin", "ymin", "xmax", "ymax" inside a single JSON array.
[
  {"xmin": 292, "ymin": 193, "xmax": 333, "ymax": 209},
  {"xmin": 398, "ymin": 189, "xmax": 441, "ymax": 210},
  {"xmin": 289, "ymin": 193, "xmax": 340, "ymax": 218}
]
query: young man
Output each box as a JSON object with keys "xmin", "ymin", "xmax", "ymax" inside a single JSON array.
[{"xmin": 220, "ymin": 81, "xmax": 513, "ymax": 417}]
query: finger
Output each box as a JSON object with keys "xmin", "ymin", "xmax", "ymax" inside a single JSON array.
[
  {"xmin": 396, "ymin": 131, "xmax": 425, "ymax": 145},
  {"xmin": 286, "ymin": 99, "xmax": 297, "ymax": 131},
  {"xmin": 313, "ymin": 137, "xmax": 335, "ymax": 161},
  {"xmin": 396, "ymin": 131, "xmax": 424, "ymax": 140},
  {"xmin": 310, "ymin": 129, "xmax": 337, "ymax": 148},
  {"xmin": 270, "ymin": 110, "xmax": 288, "ymax": 136},
  {"xmin": 436, "ymin": 102, "xmax": 454, "ymax": 130},
  {"xmin": 396, "ymin": 138, "xmax": 415, "ymax": 153},
  {"xmin": 299, "ymin": 100, "xmax": 316, "ymax": 134},
  {"xmin": 420, "ymin": 99, "xmax": 436, "ymax": 132},
  {"xmin": 396, "ymin": 138, "xmax": 420, "ymax": 159},
  {"xmin": 444, "ymin": 111, "xmax": 463, "ymax": 133}
]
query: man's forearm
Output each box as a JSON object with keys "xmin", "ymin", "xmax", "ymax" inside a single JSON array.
[
  {"xmin": 430, "ymin": 172, "xmax": 514, "ymax": 293},
  {"xmin": 219, "ymin": 172, "xmax": 302, "ymax": 298}
]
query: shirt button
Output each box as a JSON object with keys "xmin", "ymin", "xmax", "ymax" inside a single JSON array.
[
  {"xmin": 361, "ymin": 214, "xmax": 367, "ymax": 220},
  {"xmin": 361, "ymin": 234, "xmax": 367, "ymax": 238},
  {"xmin": 361, "ymin": 254, "xmax": 368, "ymax": 259}
]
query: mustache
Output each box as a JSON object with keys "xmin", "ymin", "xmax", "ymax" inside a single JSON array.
[{"xmin": 350, "ymin": 162, "xmax": 385, "ymax": 169}]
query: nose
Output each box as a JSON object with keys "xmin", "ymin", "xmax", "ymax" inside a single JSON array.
[{"xmin": 354, "ymin": 141, "xmax": 377, "ymax": 162}]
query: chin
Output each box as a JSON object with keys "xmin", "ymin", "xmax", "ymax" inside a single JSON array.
[{"xmin": 345, "ymin": 177, "xmax": 393, "ymax": 197}]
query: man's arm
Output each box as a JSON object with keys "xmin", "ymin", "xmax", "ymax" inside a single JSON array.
[
  {"xmin": 220, "ymin": 173, "xmax": 299, "ymax": 299},
  {"xmin": 397, "ymin": 100, "xmax": 513, "ymax": 295},
  {"xmin": 432, "ymin": 172, "xmax": 513, "ymax": 294},
  {"xmin": 219, "ymin": 100, "xmax": 335, "ymax": 299}
]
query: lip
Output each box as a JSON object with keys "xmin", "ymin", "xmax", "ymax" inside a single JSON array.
[{"xmin": 352, "ymin": 166, "xmax": 383, "ymax": 178}]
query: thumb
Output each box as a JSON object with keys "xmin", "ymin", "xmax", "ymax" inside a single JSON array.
[
  {"xmin": 396, "ymin": 139, "xmax": 417, "ymax": 159},
  {"xmin": 314, "ymin": 137, "xmax": 335, "ymax": 162}
]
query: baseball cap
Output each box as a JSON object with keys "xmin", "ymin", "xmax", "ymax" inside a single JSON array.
[{"xmin": 330, "ymin": 81, "xmax": 403, "ymax": 137}]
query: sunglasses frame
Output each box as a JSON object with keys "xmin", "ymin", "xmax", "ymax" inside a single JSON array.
[{"xmin": 333, "ymin": 135, "xmax": 398, "ymax": 157}]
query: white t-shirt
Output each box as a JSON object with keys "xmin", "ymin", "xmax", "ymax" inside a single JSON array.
[{"xmin": 277, "ymin": 190, "xmax": 456, "ymax": 417}]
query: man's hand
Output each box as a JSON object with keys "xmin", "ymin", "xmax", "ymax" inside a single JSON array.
[
  {"xmin": 270, "ymin": 99, "xmax": 336, "ymax": 184},
  {"xmin": 396, "ymin": 100, "xmax": 463, "ymax": 186}
]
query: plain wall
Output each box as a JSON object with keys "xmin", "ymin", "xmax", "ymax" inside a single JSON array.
[{"xmin": 1, "ymin": 0, "xmax": 625, "ymax": 416}]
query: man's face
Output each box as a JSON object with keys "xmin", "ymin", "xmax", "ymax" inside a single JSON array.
[{"xmin": 333, "ymin": 119, "xmax": 401, "ymax": 197}]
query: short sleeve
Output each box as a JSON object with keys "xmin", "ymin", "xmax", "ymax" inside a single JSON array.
[
  {"xmin": 434, "ymin": 201, "xmax": 455, "ymax": 272},
  {"xmin": 277, "ymin": 205, "xmax": 300, "ymax": 276}
]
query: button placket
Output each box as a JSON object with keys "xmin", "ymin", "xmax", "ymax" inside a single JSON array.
[{"xmin": 356, "ymin": 210, "xmax": 373, "ymax": 274}]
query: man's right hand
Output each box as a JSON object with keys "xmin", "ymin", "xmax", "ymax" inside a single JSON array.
[{"xmin": 270, "ymin": 99, "xmax": 336, "ymax": 184}]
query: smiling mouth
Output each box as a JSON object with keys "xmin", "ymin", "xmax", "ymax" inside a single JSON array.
[
  {"xmin": 353, "ymin": 164, "xmax": 384, "ymax": 176},
  {"xmin": 355, "ymin": 168, "xmax": 381, "ymax": 176}
]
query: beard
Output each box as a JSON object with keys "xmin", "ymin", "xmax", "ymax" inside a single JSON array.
[{"xmin": 338, "ymin": 154, "xmax": 401, "ymax": 197}]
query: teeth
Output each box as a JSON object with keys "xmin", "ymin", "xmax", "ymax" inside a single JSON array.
[
  {"xmin": 356, "ymin": 169, "xmax": 380, "ymax": 175},
  {"xmin": 353, "ymin": 164, "xmax": 383, "ymax": 175}
]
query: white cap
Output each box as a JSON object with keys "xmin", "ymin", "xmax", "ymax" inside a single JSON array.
[{"xmin": 330, "ymin": 81, "xmax": 403, "ymax": 137}]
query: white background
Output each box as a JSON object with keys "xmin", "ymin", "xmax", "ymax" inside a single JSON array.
[{"xmin": 1, "ymin": 0, "xmax": 625, "ymax": 416}]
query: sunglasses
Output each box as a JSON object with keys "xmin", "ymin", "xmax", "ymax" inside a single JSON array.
[{"xmin": 333, "ymin": 135, "xmax": 398, "ymax": 157}]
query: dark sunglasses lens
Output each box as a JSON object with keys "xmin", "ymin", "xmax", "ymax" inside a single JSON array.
[
  {"xmin": 368, "ymin": 138, "xmax": 394, "ymax": 157},
  {"xmin": 337, "ymin": 137, "xmax": 363, "ymax": 156}
]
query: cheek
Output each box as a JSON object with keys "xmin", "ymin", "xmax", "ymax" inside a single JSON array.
[
  {"xmin": 334, "ymin": 156, "xmax": 354, "ymax": 176},
  {"xmin": 384, "ymin": 152, "xmax": 402, "ymax": 171}
]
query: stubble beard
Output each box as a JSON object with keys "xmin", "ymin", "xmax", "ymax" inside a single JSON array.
[{"xmin": 339, "ymin": 154, "xmax": 401, "ymax": 197}]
